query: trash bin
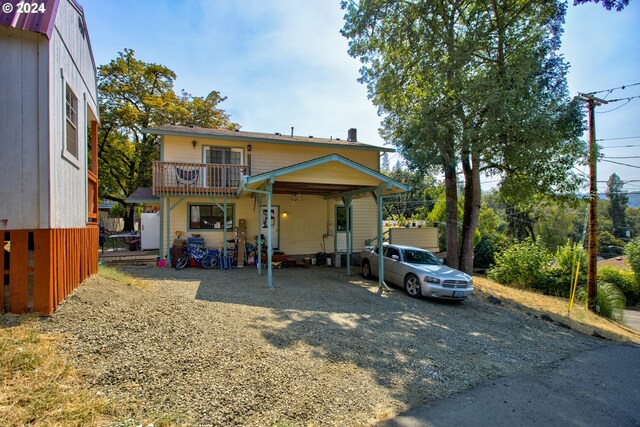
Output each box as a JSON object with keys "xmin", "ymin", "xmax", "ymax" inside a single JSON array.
[{"xmin": 316, "ymin": 252, "xmax": 326, "ymax": 265}]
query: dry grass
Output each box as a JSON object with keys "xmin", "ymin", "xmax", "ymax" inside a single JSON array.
[
  {"xmin": 474, "ymin": 276, "xmax": 640, "ymax": 343},
  {"xmin": 98, "ymin": 265, "xmax": 149, "ymax": 288},
  {"xmin": 0, "ymin": 314, "xmax": 121, "ymax": 426}
]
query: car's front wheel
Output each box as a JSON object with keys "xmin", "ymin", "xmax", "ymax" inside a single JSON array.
[
  {"xmin": 404, "ymin": 274, "xmax": 421, "ymax": 298},
  {"xmin": 362, "ymin": 259, "xmax": 372, "ymax": 279}
]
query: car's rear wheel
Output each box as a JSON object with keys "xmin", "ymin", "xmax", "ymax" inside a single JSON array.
[
  {"xmin": 362, "ymin": 259, "xmax": 372, "ymax": 279},
  {"xmin": 404, "ymin": 274, "xmax": 421, "ymax": 298}
]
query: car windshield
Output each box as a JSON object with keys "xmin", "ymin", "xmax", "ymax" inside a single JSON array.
[{"xmin": 402, "ymin": 249, "xmax": 441, "ymax": 265}]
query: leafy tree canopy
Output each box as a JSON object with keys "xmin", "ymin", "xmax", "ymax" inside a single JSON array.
[
  {"xmin": 573, "ymin": 0, "xmax": 630, "ymax": 11},
  {"xmin": 98, "ymin": 49, "xmax": 238, "ymax": 229}
]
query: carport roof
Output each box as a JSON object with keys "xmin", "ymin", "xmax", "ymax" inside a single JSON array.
[{"xmin": 240, "ymin": 154, "xmax": 411, "ymax": 199}]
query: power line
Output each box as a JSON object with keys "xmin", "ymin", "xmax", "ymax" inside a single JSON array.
[
  {"xmin": 585, "ymin": 82, "xmax": 640, "ymax": 96},
  {"xmin": 604, "ymin": 155, "xmax": 640, "ymax": 159},
  {"xmin": 601, "ymin": 144, "xmax": 640, "ymax": 148},
  {"xmin": 601, "ymin": 94, "xmax": 640, "ymax": 103},
  {"xmin": 596, "ymin": 136, "xmax": 640, "ymax": 141},
  {"xmin": 601, "ymin": 159, "xmax": 640, "ymax": 169},
  {"xmin": 598, "ymin": 99, "xmax": 633, "ymax": 113}
]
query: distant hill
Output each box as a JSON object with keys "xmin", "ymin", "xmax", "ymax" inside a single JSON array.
[{"xmin": 598, "ymin": 192, "xmax": 640, "ymax": 208}]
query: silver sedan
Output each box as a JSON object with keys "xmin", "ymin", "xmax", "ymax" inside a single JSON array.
[{"xmin": 360, "ymin": 244, "xmax": 473, "ymax": 300}]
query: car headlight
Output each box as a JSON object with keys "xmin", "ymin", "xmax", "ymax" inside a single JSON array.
[{"xmin": 423, "ymin": 276, "xmax": 440, "ymax": 284}]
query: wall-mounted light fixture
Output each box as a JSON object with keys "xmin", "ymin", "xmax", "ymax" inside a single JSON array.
[
  {"xmin": 247, "ymin": 143, "xmax": 252, "ymax": 152},
  {"xmin": 192, "ymin": 140, "xmax": 198, "ymax": 149},
  {"xmin": 282, "ymin": 211, "xmax": 288, "ymax": 218}
]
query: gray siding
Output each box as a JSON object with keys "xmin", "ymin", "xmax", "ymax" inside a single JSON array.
[
  {"xmin": 0, "ymin": 0, "xmax": 98, "ymax": 231},
  {"xmin": 48, "ymin": 0, "xmax": 98, "ymax": 228},
  {"xmin": 0, "ymin": 27, "xmax": 49, "ymax": 230}
]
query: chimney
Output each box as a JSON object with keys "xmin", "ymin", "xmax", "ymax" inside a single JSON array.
[{"xmin": 347, "ymin": 128, "xmax": 357, "ymax": 142}]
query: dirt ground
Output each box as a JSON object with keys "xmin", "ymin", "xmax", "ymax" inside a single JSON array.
[{"xmin": 39, "ymin": 265, "xmax": 615, "ymax": 426}]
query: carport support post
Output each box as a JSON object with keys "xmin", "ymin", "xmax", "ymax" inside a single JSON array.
[
  {"xmin": 256, "ymin": 193, "xmax": 263, "ymax": 276},
  {"xmin": 345, "ymin": 196, "xmax": 352, "ymax": 276},
  {"xmin": 223, "ymin": 198, "xmax": 228, "ymax": 257},
  {"xmin": 159, "ymin": 196, "xmax": 165, "ymax": 262},
  {"xmin": 166, "ymin": 196, "xmax": 171, "ymax": 263},
  {"xmin": 266, "ymin": 180, "xmax": 274, "ymax": 289},
  {"xmin": 377, "ymin": 188, "xmax": 390, "ymax": 291}
]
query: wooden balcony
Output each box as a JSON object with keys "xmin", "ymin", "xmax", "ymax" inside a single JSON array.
[{"xmin": 152, "ymin": 161, "xmax": 248, "ymax": 197}]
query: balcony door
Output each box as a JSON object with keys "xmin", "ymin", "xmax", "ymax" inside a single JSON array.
[{"xmin": 204, "ymin": 147, "xmax": 243, "ymax": 188}]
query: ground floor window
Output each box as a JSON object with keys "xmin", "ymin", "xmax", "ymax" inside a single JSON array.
[{"xmin": 189, "ymin": 204, "xmax": 234, "ymax": 230}]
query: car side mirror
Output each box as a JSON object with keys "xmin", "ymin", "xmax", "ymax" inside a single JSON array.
[{"xmin": 391, "ymin": 254, "xmax": 399, "ymax": 261}]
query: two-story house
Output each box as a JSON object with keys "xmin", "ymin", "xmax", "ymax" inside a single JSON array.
[
  {"xmin": 1, "ymin": 0, "xmax": 99, "ymax": 314},
  {"xmin": 145, "ymin": 125, "xmax": 410, "ymax": 287}
]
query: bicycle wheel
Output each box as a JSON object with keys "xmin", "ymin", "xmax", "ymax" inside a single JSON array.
[
  {"xmin": 175, "ymin": 253, "xmax": 190, "ymax": 270},
  {"xmin": 202, "ymin": 254, "xmax": 215, "ymax": 270},
  {"xmin": 209, "ymin": 254, "xmax": 219, "ymax": 270}
]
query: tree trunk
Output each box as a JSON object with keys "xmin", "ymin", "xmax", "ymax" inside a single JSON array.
[
  {"xmin": 122, "ymin": 205, "xmax": 136, "ymax": 232},
  {"xmin": 459, "ymin": 147, "xmax": 481, "ymax": 274},
  {"xmin": 443, "ymin": 151, "xmax": 459, "ymax": 269}
]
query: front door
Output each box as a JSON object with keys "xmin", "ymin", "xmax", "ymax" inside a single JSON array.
[{"xmin": 260, "ymin": 205, "xmax": 279, "ymax": 249}]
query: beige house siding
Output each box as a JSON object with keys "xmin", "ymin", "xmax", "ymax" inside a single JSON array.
[
  {"xmin": 159, "ymin": 133, "xmax": 391, "ymax": 257},
  {"xmin": 161, "ymin": 135, "xmax": 380, "ymax": 172}
]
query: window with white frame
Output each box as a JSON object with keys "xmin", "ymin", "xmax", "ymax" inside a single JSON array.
[{"xmin": 65, "ymin": 85, "xmax": 78, "ymax": 158}]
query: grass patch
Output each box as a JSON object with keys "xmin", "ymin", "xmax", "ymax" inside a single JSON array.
[
  {"xmin": 0, "ymin": 314, "xmax": 119, "ymax": 426},
  {"xmin": 98, "ymin": 265, "xmax": 148, "ymax": 288},
  {"xmin": 474, "ymin": 276, "xmax": 640, "ymax": 343}
]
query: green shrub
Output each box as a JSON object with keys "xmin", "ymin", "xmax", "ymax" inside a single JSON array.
[
  {"xmin": 625, "ymin": 237, "xmax": 640, "ymax": 281},
  {"xmin": 599, "ymin": 266, "xmax": 639, "ymax": 307},
  {"xmin": 488, "ymin": 240, "xmax": 554, "ymax": 290},
  {"xmin": 577, "ymin": 282, "xmax": 626, "ymax": 322},
  {"xmin": 546, "ymin": 241, "xmax": 587, "ymax": 298},
  {"xmin": 474, "ymin": 234, "xmax": 508, "ymax": 271}
]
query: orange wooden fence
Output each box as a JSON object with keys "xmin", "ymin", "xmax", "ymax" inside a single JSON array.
[{"xmin": 2, "ymin": 226, "xmax": 98, "ymax": 315}]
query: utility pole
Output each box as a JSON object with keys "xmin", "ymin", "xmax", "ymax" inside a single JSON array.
[{"xmin": 576, "ymin": 93, "xmax": 608, "ymax": 312}]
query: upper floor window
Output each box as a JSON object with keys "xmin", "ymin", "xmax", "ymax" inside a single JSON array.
[{"xmin": 65, "ymin": 85, "xmax": 78, "ymax": 159}]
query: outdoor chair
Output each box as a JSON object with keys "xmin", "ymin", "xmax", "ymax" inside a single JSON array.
[{"xmin": 176, "ymin": 167, "xmax": 200, "ymax": 187}]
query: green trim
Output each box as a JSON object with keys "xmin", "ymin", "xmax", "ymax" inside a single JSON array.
[
  {"xmin": 186, "ymin": 202, "xmax": 235, "ymax": 232},
  {"xmin": 143, "ymin": 127, "xmax": 395, "ymax": 153},
  {"xmin": 244, "ymin": 154, "xmax": 410, "ymax": 191}
]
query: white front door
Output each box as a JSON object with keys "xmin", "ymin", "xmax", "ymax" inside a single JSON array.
[{"xmin": 260, "ymin": 205, "xmax": 279, "ymax": 249}]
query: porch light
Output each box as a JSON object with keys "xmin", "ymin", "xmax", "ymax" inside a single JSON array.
[
  {"xmin": 192, "ymin": 140, "xmax": 197, "ymax": 149},
  {"xmin": 247, "ymin": 143, "xmax": 252, "ymax": 152},
  {"xmin": 282, "ymin": 211, "xmax": 288, "ymax": 218}
]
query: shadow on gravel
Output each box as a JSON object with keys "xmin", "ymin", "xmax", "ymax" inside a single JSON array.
[{"xmin": 171, "ymin": 266, "xmax": 597, "ymax": 410}]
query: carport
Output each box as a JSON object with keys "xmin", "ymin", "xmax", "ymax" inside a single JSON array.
[{"xmin": 239, "ymin": 154, "xmax": 411, "ymax": 289}]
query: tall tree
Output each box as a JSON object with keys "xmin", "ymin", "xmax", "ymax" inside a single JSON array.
[
  {"xmin": 573, "ymin": 0, "xmax": 630, "ymax": 11},
  {"xmin": 606, "ymin": 173, "xmax": 628, "ymax": 238},
  {"xmin": 98, "ymin": 49, "xmax": 238, "ymax": 230},
  {"xmin": 342, "ymin": 0, "xmax": 584, "ymax": 273}
]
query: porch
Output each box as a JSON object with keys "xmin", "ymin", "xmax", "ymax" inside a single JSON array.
[{"xmin": 152, "ymin": 161, "xmax": 248, "ymax": 197}]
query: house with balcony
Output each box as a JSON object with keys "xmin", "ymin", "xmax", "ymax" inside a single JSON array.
[
  {"xmin": 1, "ymin": 0, "xmax": 99, "ymax": 314},
  {"xmin": 145, "ymin": 125, "xmax": 410, "ymax": 287}
]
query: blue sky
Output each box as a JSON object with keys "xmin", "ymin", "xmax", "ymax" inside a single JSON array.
[{"xmin": 81, "ymin": 0, "xmax": 640, "ymax": 193}]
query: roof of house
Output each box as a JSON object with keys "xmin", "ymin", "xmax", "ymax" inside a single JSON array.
[
  {"xmin": 125, "ymin": 187, "xmax": 160, "ymax": 204},
  {"xmin": 144, "ymin": 125, "xmax": 396, "ymax": 153}
]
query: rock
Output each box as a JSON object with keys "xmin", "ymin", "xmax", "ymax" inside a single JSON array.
[{"xmin": 487, "ymin": 295, "xmax": 502, "ymax": 305}]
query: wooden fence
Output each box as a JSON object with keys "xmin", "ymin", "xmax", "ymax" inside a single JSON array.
[{"xmin": 2, "ymin": 226, "xmax": 98, "ymax": 315}]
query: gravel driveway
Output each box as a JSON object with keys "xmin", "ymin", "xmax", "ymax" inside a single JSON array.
[{"xmin": 40, "ymin": 265, "xmax": 603, "ymax": 426}]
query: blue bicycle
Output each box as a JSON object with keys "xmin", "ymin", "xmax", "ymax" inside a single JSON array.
[{"xmin": 174, "ymin": 245, "xmax": 215, "ymax": 270}]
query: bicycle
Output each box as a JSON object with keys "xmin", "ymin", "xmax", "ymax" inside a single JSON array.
[{"xmin": 174, "ymin": 245, "xmax": 215, "ymax": 270}]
